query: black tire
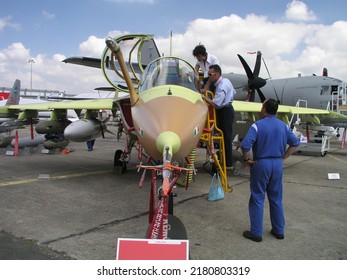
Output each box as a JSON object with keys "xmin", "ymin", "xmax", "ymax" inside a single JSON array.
[
  {"xmin": 145, "ymin": 214, "xmax": 187, "ymax": 240},
  {"xmin": 167, "ymin": 214, "xmax": 187, "ymax": 239}
]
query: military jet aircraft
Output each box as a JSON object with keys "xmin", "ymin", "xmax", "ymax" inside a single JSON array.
[{"xmin": 8, "ymin": 34, "xmax": 347, "ymax": 240}]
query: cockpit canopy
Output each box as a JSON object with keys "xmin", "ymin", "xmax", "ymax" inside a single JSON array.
[{"xmin": 140, "ymin": 57, "xmax": 200, "ymax": 92}]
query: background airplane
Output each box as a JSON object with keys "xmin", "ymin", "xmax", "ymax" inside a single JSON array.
[
  {"xmin": 0, "ymin": 79, "xmax": 21, "ymax": 122},
  {"xmin": 0, "ymin": 79, "xmax": 74, "ymax": 150},
  {"xmin": 227, "ymin": 51, "xmax": 347, "ymax": 115},
  {"xmin": 0, "ymin": 91, "xmax": 10, "ymax": 101},
  {"xmin": 0, "ymin": 79, "xmax": 21, "ymax": 134}
]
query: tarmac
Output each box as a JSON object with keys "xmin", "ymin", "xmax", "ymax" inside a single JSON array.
[{"xmin": 0, "ymin": 125, "xmax": 346, "ymax": 260}]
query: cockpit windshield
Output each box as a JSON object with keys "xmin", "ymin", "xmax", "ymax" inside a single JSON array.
[{"xmin": 140, "ymin": 57, "xmax": 200, "ymax": 92}]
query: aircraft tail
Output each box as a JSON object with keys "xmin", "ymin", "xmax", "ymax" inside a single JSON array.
[
  {"xmin": 5, "ymin": 79, "xmax": 21, "ymax": 106},
  {"xmin": 322, "ymin": 67, "xmax": 328, "ymax": 77}
]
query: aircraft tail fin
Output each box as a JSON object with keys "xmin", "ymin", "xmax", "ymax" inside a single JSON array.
[
  {"xmin": 322, "ymin": 67, "xmax": 328, "ymax": 77},
  {"xmin": 5, "ymin": 79, "xmax": 21, "ymax": 106}
]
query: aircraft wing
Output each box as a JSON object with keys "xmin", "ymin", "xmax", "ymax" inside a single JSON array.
[
  {"xmin": 320, "ymin": 111, "xmax": 347, "ymax": 128},
  {"xmin": 8, "ymin": 97, "xmax": 125, "ymax": 111},
  {"xmin": 62, "ymin": 57, "xmax": 102, "ymax": 69},
  {"xmin": 232, "ymin": 100, "xmax": 347, "ymax": 125},
  {"xmin": 63, "ymin": 56, "xmax": 144, "ymax": 74},
  {"xmin": 233, "ymin": 100, "xmax": 330, "ymax": 114}
]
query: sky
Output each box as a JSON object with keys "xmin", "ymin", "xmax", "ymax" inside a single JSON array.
[{"xmin": 1, "ymin": 0, "xmax": 347, "ymax": 95}]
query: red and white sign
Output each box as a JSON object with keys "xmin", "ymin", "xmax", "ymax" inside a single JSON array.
[{"xmin": 116, "ymin": 238, "xmax": 189, "ymax": 260}]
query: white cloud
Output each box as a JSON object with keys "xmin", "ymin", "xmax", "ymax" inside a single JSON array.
[
  {"xmin": 0, "ymin": 43, "xmax": 105, "ymax": 94},
  {"xmin": 2, "ymin": 42, "xmax": 30, "ymax": 60},
  {"xmin": 152, "ymin": 11, "xmax": 347, "ymax": 81},
  {"xmin": 42, "ymin": 10, "xmax": 56, "ymax": 20},
  {"xmin": 78, "ymin": 31, "xmax": 130, "ymax": 57},
  {"xmin": 285, "ymin": 0, "xmax": 317, "ymax": 22},
  {"xmin": 79, "ymin": 35, "xmax": 105, "ymax": 57},
  {"xmin": 0, "ymin": 17, "xmax": 8, "ymax": 31},
  {"xmin": 0, "ymin": 16, "xmax": 20, "ymax": 31}
]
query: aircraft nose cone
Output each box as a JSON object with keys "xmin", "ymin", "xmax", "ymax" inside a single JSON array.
[{"xmin": 156, "ymin": 131, "xmax": 181, "ymax": 159}]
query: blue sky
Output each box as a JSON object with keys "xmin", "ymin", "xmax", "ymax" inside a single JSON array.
[{"xmin": 1, "ymin": 0, "xmax": 347, "ymax": 94}]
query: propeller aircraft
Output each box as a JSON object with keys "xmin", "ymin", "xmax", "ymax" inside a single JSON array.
[
  {"xmin": 228, "ymin": 51, "xmax": 347, "ymax": 118},
  {"xmin": 225, "ymin": 51, "xmax": 347, "ymax": 154},
  {"xmin": 7, "ymin": 34, "xmax": 347, "ymax": 240}
]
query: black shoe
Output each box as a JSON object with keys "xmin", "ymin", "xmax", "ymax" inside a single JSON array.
[
  {"xmin": 243, "ymin": 231, "xmax": 262, "ymax": 242},
  {"xmin": 270, "ymin": 229, "xmax": 284, "ymax": 239}
]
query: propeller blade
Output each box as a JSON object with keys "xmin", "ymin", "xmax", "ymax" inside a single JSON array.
[
  {"xmin": 102, "ymin": 116, "xmax": 111, "ymax": 123},
  {"xmin": 237, "ymin": 54, "xmax": 254, "ymax": 79},
  {"xmin": 256, "ymin": 88, "xmax": 266, "ymax": 103},
  {"xmin": 253, "ymin": 51, "xmax": 262, "ymax": 77}
]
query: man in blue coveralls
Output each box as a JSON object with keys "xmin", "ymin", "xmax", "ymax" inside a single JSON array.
[{"xmin": 241, "ymin": 98, "xmax": 300, "ymax": 242}]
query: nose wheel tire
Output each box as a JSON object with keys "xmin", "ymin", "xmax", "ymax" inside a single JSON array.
[{"xmin": 146, "ymin": 214, "xmax": 188, "ymax": 240}]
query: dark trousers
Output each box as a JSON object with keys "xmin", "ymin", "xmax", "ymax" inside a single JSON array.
[
  {"xmin": 216, "ymin": 105, "xmax": 234, "ymax": 167},
  {"xmin": 86, "ymin": 139, "xmax": 95, "ymax": 150}
]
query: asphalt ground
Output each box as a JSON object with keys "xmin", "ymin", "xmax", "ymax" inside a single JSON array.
[{"xmin": 0, "ymin": 125, "xmax": 346, "ymax": 260}]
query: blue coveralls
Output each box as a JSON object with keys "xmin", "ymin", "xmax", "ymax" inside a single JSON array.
[{"xmin": 240, "ymin": 114, "xmax": 300, "ymax": 237}]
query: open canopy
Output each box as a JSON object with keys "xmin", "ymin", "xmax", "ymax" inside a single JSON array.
[{"xmin": 140, "ymin": 57, "xmax": 200, "ymax": 92}]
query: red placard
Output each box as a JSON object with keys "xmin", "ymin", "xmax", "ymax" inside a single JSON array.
[{"xmin": 116, "ymin": 238, "xmax": 189, "ymax": 260}]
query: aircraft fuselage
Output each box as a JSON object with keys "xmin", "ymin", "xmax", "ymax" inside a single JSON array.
[{"xmin": 226, "ymin": 73, "xmax": 345, "ymax": 110}]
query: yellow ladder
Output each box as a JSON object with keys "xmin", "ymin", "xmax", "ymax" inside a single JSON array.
[{"xmin": 200, "ymin": 91, "xmax": 232, "ymax": 192}]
